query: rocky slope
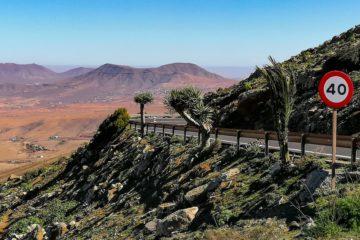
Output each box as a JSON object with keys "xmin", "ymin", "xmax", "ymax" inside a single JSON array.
[
  {"xmin": 1, "ymin": 109, "xmax": 359, "ymax": 239},
  {"xmin": 206, "ymin": 25, "xmax": 360, "ymax": 135}
]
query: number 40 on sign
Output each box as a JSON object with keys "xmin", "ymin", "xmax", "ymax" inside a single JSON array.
[
  {"xmin": 319, "ymin": 70, "xmax": 354, "ymax": 109},
  {"xmin": 318, "ymin": 70, "xmax": 354, "ymax": 190}
]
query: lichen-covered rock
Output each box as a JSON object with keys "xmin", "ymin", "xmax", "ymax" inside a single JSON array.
[
  {"xmin": 46, "ymin": 222, "xmax": 68, "ymax": 240},
  {"xmin": 24, "ymin": 224, "xmax": 45, "ymax": 240},
  {"xmin": 8, "ymin": 174, "xmax": 22, "ymax": 181},
  {"xmin": 184, "ymin": 177, "xmax": 222, "ymax": 203},
  {"xmin": 155, "ymin": 207, "xmax": 199, "ymax": 236},
  {"xmin": 299, "ymin": 169, "xmax": 329, "ymax": 202},
  {"xmin": 221, "ymin": 168, "xmax": 240, "ymax": 180}
]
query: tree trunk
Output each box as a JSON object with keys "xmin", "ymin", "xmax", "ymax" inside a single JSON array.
[
  {"xmin": 140, "ymin": 104, "xmax": 145, "ymax": 137},
  {"xmin": 201, "ymin": 130, "xmax": 211, "ymax": 149},
  {"xmin": 277, "ymin": 122, "xmax": 290, "ymax": 165},
  {"xmin": 178, "ymin": 111, "xmax": 213, "ymax": 149}
]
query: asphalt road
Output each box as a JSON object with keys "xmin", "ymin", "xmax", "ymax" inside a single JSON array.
[{"xmin": 131, "ymin": 118, "xmax": 359, "ymax": 161}]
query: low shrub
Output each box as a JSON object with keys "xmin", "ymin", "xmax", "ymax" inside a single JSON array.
[
  {"xmin": 213, "ymin": 206, "xmax": 234, "ymax": 226},
  {"xmin": 307, "ymin": 192, "xmax": 360, "ymax": 238},
  {"xmin": 8, "ymin": 216, "xmax": 44, "ymax": 235},
  {"xmin": 39, "ymin": 199, "xmax": 78, "ymax": 224},
  {"xmin": 91, "ymin": 108, "xmax": 130, "ymax": 150},
  {"xmin": 243, "ymin": 82, "xmax": 252, "ymax": 90},
  {"xmin": 113, "ymin": 108, "xmax": 130, "ymax": 129},
  {"xmin": 98, "ymin": 107, "xmax": 130, "ymax": 133}
]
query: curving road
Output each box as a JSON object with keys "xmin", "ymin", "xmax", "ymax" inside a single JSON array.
[{"xmin": 131, "ymin": 118, "xmax": 359, "ymax": 161}]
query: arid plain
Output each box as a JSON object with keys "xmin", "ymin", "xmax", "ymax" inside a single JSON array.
[{"xmin": 0, "ymin": 99, "xmax": 170, "ymax": 179}]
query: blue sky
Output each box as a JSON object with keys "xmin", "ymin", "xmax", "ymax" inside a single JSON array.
[{"xmin": 0, "ymin": 0, "xmax": 359, "ymax": 68}]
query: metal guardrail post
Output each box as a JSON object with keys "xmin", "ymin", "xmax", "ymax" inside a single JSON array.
[
  {"xmin": 301, "ymin": 134, "xmax": 306, "ymax": 156},
  {"xmin": 183, "ymin": 126, "xmax": 187, "ymax": 143},
  {"xmin": 237, "ymin": 130, "xmax": 241, "ymax": 152},
  {"xmin": 153, "ymin": 124, "xmax": 156, "ymax": 134},
  {"xmin": 265, "ymin": 132, "xmax": 269, "ymax": 156},
  {"xmin": 351, "ymin": 137, "xmax": 357, "ymax": 167},
  {"xmin": 129, "ymin": 120, "xmax": 355, "ymax": 161},
  {"xmin": 198, "ymin": 129, "xmax": 201, "ymax": 144}
]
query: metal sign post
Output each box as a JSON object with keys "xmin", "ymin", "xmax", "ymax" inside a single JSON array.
[
  {"xmin": 319, "ymin": 71, "xmax": 354, "ymax": 190},
  {"xmin": 331, "ymin": 110, "xmax": 337, "ymax": 190}
]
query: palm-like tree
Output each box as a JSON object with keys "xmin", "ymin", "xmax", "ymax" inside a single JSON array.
[
  {"xmin": 134, "ymin": 92, "xmax": 154, "ymax": 137},
  {"xmin": 257, "ymin": 57, "xmax": 296, "ymax": 164},
  {"xmin": 164, "ymin": 86, "xmax": 213, "ymax": 148}
]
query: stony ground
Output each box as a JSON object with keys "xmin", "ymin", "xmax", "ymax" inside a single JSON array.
[{"xmin": 0, "ymin": 113, "xmax": 360, "ymax": 240}]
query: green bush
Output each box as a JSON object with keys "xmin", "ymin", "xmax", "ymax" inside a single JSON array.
[
  {"xmin": 113, "ymin": 108, "xmax": 130, "ymax": 129},
  {"xmin": 20, "ymin": 182, "xmax": 33, "ymax": 191},
  {"xmin": 8, "ymin": 216, "xmax": 44, "ymax": 235},
  {"xmin": 302, "ymin": 51, "xmax": 311, "ymax": 61},
  {"xmin": 308, "ymin": 193, "xmax": 360, "ymax": 238},
  {"xmin": 39, "ymin": 199, "xmax": 78, "ymax": 224},
  {"xmin": 93, "ymin": 107, "xmax": 130, "ymax": 147},
  {"xmin": 98, "ymin": 108, "xmax": 130, "ymax": 132},
  {"xmin": 348, "ymin": 33, "xmax": 356, "ymax": 41},
  {"xmin": 214, "ymin": 206, "xmax": 234, "ymax": 226},
  {"xmin": 243, "ymin": 82, "xmax": 252, "ymax": 90}
]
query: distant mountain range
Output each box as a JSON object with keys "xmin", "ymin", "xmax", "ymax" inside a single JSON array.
[
  {"xmin": 0, "ymin": 63, "xmax": 237, "ymax": 106},
  {"xmin": 0, "ymin": 63, "xmax": 94, "ymax": 84}
]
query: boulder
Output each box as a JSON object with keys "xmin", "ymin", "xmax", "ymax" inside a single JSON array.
[
  {"xmin": 8, "ymin": 174, "xmax": 22, "ymax": 181},
  {"xmin": 269, "ymin": 162, "xmax": 281, "ymax": 177},
  {"xmin": 299, "ymin": 169, "xmax": 329, "ymax": 202},
  {"xmin": 24, "ymin": 224, "xmax": 45, "ymax": 240},
  {"xmin": 158, "ymin": 202, "xmax": 177, "ymax": 216},
  {"xmin": 184, "ymin": 184, "xmax": 208, "ymax": 203},
  {"xmin": 221, "ymin": 168, "xmax": 240, "ymax": 180},
  {"xmin": 145, "ymin": 219, "xmax": 159, "ymax": 232},
  {"xmin": 107, "ymin": 188, "xmax": 118, "ymax": 202},
  {"xmin": 289, "ymin": 221, "xmax": 301, "ymax": 230},
  {"xmin": 9, "ymin": 233, "xmax": 24, "ymax": 240},
  {"xmin": 46, "ymin": 222, "xmax": 68, "ymax": 240},
  {"xmin": 111, "ymin": 182, "xmax": 124, "ymax": 191},
  {"xmin": 69, "ymin": 220, "xmax": 80, "ymax": 229},
  {"xmin": 184, "ymin": 178, "xmax": 222, "ymax": 203},
  {"xmin": 155, "ymin": 207, "xmax": 198, "ymax": 236}
]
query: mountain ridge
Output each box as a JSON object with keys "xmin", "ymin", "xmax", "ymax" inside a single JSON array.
[
  {"xmin": 0, "ymin": 63, "xmax": 58, "ymax": 84},
  {"xmin": 0, "ymin": 62, "xmax": 237, "ymax": 106},
  {"xmin": 206, "ymin": 24, "xmax": 360, "ymax": 135},
  {"xmin": 0, "ymin": 63, "xmax": 94, "ymax": 84}
]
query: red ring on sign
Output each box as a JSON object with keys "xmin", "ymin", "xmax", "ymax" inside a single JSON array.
[{"xmin": 318, "ymin": 70, "xmax": 354, "ymax": 109}]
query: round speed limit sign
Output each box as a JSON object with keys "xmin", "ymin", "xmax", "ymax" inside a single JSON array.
[{"xmin": 318, "ymin": 71, "xmax": 354, "ymax": 109}]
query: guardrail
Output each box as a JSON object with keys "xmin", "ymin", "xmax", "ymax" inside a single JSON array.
[{"xmin": 129, "ymin": 120, "xmax": 359, "ymax": 164}]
